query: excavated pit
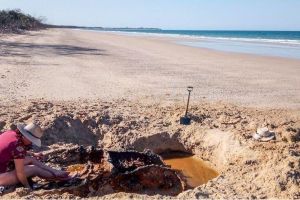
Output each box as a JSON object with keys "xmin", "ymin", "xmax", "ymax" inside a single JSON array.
[
  {"xmin": 161, "ymin": 151, "xmax": 219, "ymax": 189},
  {"xmin": 1, "ymin": 100, "xmax": 300, "ymax": 199},
  {"xmin": 33, "ymin": 146, "xmax": 185, "ymax": 197}
]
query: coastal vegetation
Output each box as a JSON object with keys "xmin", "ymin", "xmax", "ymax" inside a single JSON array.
[
  {"xmin": 0, "ymin": 9, "xmax": 162, "ymax": 34},
  {"xmin": 0, "ymin": 9, "xmax": 44, "ymax": 33}
]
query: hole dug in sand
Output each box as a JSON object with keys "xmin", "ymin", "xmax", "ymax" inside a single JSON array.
[
  {"xmin": 133, "ymin": 131, "xmax": 220, "ymax": 189},
  {"xmin": 23, "ymin": 118, "xmax": 223, "ymax": 198},
  {"xmin": 31, "ymin": 145, "xmax": 219, "ymax": 198},
  {"xmin": 132, "ymin": 132, "xmax": 220, "ymax": 189},
  {"xmin": 161, "ymin": 151, "xmax": 219, "ymax": 189},
  {"xmin": 37, "ymin": 146, "xmax": 185, "ymax": 197}
]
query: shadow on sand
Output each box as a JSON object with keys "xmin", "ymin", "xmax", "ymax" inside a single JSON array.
[{"xmin": 0, "ymin": 41, "xmax": 106, "ymax": 57}]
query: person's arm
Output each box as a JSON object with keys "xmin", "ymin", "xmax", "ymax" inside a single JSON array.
[
  {"xmin": 14, "ymin": 159, "xmax": 31, "ymax": 189},
  {"xmin": 26, "ymin": 151, "xmax": 44, "ymax": 160},
  {"xmin": 27, "ymin": 157, "xmax": 65, "ymax": 177}
]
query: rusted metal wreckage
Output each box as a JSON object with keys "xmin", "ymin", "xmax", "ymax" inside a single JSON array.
[{"xmin": 34, "ymin": 146, "xmax": 185, "ymax": 197}]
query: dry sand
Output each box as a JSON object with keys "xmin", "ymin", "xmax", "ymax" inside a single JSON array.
[
  {"xmin": 0, "ymin": 29, "xmax": 300, "ymax": 199},
  {"xmin": 0, "ymin": 29, "xmax": 300, "ymax": 108}
]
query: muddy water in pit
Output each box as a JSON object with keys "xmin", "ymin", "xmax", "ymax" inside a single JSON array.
[
  {"xmin": 162, "ymin": 152, "xmax": 219, "ymax": 188},
  {"xmin": 66, "ymin": 164, "xmax": 85, "ymax": 173}
]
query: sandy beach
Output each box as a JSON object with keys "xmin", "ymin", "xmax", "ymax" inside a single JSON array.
[
  {"xmin": 1, "ymin": 28, "xmax": 300, "ymax": 108},
  {"xmin": 0, "ymin": 29, "xmax": 300, "ymax": 199}
]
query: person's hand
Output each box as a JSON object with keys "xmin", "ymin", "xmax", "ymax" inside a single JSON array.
[{"xmin": 33, "ymin": 152, "xmax": 44, "ymax": 160}]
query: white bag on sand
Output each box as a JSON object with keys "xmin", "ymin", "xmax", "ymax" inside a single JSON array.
[{"xmin": 253, "ymin": 127, "xmax": 275, "ymax": 142}]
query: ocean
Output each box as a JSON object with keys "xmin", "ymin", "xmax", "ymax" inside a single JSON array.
[{"xmin": 90, "ymin": 29, "xmax": 300, "ymax": 59}]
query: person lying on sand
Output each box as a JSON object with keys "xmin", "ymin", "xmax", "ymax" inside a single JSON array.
[{"xmin": 0, "ymin": 123, "xmax": 73, "ymax": 190}]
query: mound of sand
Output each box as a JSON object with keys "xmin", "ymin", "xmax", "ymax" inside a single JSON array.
[{"xmin": 0, "ymin": 99, "xmax": 299, "ymax": 199}]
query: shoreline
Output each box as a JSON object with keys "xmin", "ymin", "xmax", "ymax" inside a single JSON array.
[
  {"xmin": 78, "ymin": 29, "xmax": 300, "ymax": 59},
  {"xmin": 82, "ymin": 29, "xmax": 300, "ymax": 44}
]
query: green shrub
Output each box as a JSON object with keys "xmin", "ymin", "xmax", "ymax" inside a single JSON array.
[{"xmin": 0, "ymin": 9, "xmax": 45, "ymax": 33}]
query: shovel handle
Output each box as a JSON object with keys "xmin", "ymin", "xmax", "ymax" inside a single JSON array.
[{"xmin": 185, "ymin": 87, "xmax": 193, "ymax": 116}]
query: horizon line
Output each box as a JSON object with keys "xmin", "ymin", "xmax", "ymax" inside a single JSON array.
[{"xmin": 51, "ymin": 25, "xmax": 300, "ymax": 32}]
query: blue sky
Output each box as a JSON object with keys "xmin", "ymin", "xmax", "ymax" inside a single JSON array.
[{"xmin": 0, "ymin": 0, "xmax": 300, "ymax": 30}]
